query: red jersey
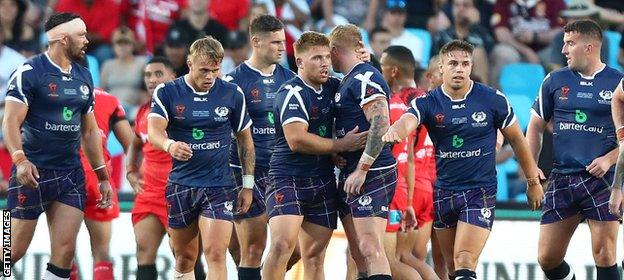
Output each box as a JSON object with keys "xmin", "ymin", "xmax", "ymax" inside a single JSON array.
[
  {"xmin": 134, "ymin": 103, "xmax": 172, "ymax": 166},
  {"xmin": 389, "ymin": 87, "xmax": 435, "ymax": 191},
  {"xmin": 208, "ymin": 0, "xmax": 250, "ymax": 31},
  {"xmin": 122, "ymin": 0, "xmax": 185, "ymax": 52},
  {"xmin": 55, "ymin": 0, "xmax": 120, "ymax": 43}
]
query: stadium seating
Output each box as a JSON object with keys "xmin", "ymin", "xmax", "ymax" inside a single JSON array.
[
  {"xmin": 507, "ymin": 94, "xmax": 533, "ymax": 131},
  {"xmin": 605, "ymin": 30, "xmax": 622, "ymax": 71},
  {"xmin": 86, "ymin": 54, "xmax": 100, "ymax": 87},
  {"xmin": 499, "ymin": 63, "xmax": 545, "ymax": 100},
  {"xmin": 405, "ymin": 28, "xmax": 432, "ymax": 68}
]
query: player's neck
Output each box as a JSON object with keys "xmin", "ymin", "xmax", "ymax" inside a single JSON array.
[
  {"xmin": 248, "ymin": 55, "xmax": 275, "ymax": 75},
  {"xmin": 341, "ymin": 56, "xmax": 362, "ymax": 75},
  {"xmin": 578, "ymin": 59, "xmax": 605, "ymax": 78},
  {"xmin": 391, "ymin": 78, "xmax": 416, "ymax": 93},
  {"xmin": 47, "ymin": 47, "xmax": 71, "ymax": 72},
  {"xmin": 299, "ymin": 72, "xmax": 322, "ymax": 91},
  {"xmin": 442, "ymin": 80, "xmax": 472, "ymax": 100}
]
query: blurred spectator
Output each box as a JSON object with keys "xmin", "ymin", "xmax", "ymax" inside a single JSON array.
[
  {"xmin": 221, "ymin": 30, "xmax": 251, "ymax": 74},
  {"xmin": 119, "ymin": 0, "xmax": 185, "ymax": 54},
  {"xmin": 319, "ymin": 0, "xmax": 380, "ymax": 32},
  {"xmin": 275, "ymin": 0, "xmax": 311, "ymax": 70},
  {"xmin": 208, "ymin": 0, "xmax": 251, "ymax": 31},
  {"xmin": 431, "ymin": 0, "xmax": 494, "ymax": 84},
  {"xmin": 591, "ymin": 0, "xmax": 624, "ymax": 28},
  {"xmin": 381, "ymin": 0, "xmax": 425, "ymax": 66},
  {"xmin": 100, "ymin": 27, "xmax": 147, "ymax": 110},
  {"xmin": 0, "ymin": 0, "xmax": 37, "ymax": 57},
  {"xmin": 369, "ymin": 26, "xmax": 392, "ymax": 59},
  {"xmin": 162, "ymin": 26, "xmax": 190, "ymax": 77},
  {"xmin": 546, "ymin": 0, "xmax": 609, "ymax": 72},
  {"xmin": 490, "ymin": 0, "xmax": 566, "ymax": 87},
  {"xmin": 441, "ymin": 0, "xmax": 494, "ymax": 36},
  {"xmin": 239, "ymin": 1, "xmax": 271, "ymax": 31},
  {"xmin": 55, "ymin": 0, "xmax": 121, "ymax": 64},
  {"xmin": 169, "ymin": 0, "xmax": 228, "ymax": 45},
  {"xmin": 403, "ymin": 0, "xmax": 437, "ymax": 29}
]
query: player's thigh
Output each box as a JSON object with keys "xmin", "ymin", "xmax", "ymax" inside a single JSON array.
[
  {"xmin": 414, "ymin": 221, "xmax": 433, "ymax": 258},
  {"xmin": 198, "ymin": 216, "xmax": 232, "ymax": 258},
  {"xmin": 299, "ymin": 220, "xmax": 333, "ymax": 260},
  {"xmin": 453, "ymin": 221, "xmax": 490, "ymax": 263},
  {"xmin": 167, "ymin": 220, "xmax": 200, "ymax": 257},
  {"xmin": 46, "ymin": 201, "xmax": 84, "ymax": 252},
  {"xmin": 234, "ymin": 213, "xmax": 268, "ymax": 247},
  {"xmin": 383, "ymin": 232, "xmax": 399, "ymax": 261},
  {"xmin": 433, "ymin": 227, "xmax": 456, "ymax": 270},
  {"xmin": 268, "ymin": 215, "xmax": 304, "ymax": 247},
  {"xmin": 10, "ymin": 217, "xmax": 37, "ymax": 259},
  {"xmin": 538, "ymin": 214, "xmax": 581, "ymax": 268},
  {"xmin": 587, "ymin": 219, "xmax": 619, "ymax": 263},
  {"xmin": 397, "ymin": 230, "xmax": 418, "ymax": 257},
  {"xmin": 134, "ymin": 214, "xmax": 167, "ymax": 248},
  {"xmin": 84, "ymin": 218, "xmax": 112, "ymax": 245}
]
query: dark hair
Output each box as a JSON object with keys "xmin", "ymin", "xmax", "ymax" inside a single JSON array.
[
  {"xmin": 563, "ymin": 19, "xmax": 603, "ymax": 42},
  {"xmin": 147, "ymin": 56, "xmax": 175, "ymax": 72},
  {"xmin": 249, "ymin": 15, "xmax": 284, "ymax": 37},
  {"xmin": 383, "ymin": 45, "xmax": 416, "ymax": 75},
  {"xmin": 369, "ymin": 26, "xmax": 390, "ymax": 42},
  {"xmin": 439, "ymin": 39, "xmax": 474, "ymax": 56},
  {"xmin": 44, "ymin": 12, "xmax": 81, "ymax": 32}
]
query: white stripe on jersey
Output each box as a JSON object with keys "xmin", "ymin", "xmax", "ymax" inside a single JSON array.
[
  {"xmin": 495, "ymin": 90, "xmax": 514, "ymax": 129},
  {"xmin": 354, "ymin": 71, "xmax": 387, "ymax": 106},
  {"xmin": 151, "ymin": 83, "xmax": 168, "ymax": 120},
  {"xmin": 408, "ymin": 98, "xmax": 422, "ymax": 126},
  {"xmin": 236, "ymin": 86, "xmax": 248, "ymax": 132},
  {"xmin": 222, "ymin": 75, "xmax": 234, "ymax": 82},
  {"xmin": 282, "ymin": 117, "xmax": 308, "ymax": 126},
  {"xmin": 537, "ymin": 73, "xmax": 551, "ymax": 119},
  {"xmin": 7, "ymin": 64, "xmax": 33, "ymax": 106},
  {"xmin": 279, "ymin": 85, "xmax": 308, "ymax": 122}
]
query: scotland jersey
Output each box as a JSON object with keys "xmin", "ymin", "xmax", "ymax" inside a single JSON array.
[
  {"xmin": 406, "ymin": 82, "xmax": 516, "ymax": 190},
  {"xmin": 334, "ymin": 62, "xmax": 396, "ymax": 173},
  {"xmin": 531, "ymin": 65, "xmax": 623, "ymax": 174},
  {"xmin": 150, "ymin": 77, "xmax": 252, "ymax": 188},
  {"xmin": 269, "ymin": 76, "xmax": 340, "ymax": 177},
  {"xmin": 223, "ymin": 62, "xmax": 296, "ymax": 168},
  {"xmin": 5, "ymin": 53, "xmax": 95, "ymax": 169}
]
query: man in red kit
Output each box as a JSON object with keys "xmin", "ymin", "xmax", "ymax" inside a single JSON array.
[
  {"xmin": 381, "ymin": 45, "xmax": 439, "ymax": 280},
  {"xmin": 74, "ymin": 87, "xmax": 134, "ymax": 280},
  {"xmin": 119, "ymin": 0, "xmax": 186, "ymax": 53}
]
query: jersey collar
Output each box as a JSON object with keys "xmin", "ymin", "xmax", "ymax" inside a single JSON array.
[
  {"xmin": 297, "ymin": 76, "xmax": 323, "ymax": 94},
  {"xmin": 344, "ymin": 62, "xmax": 364, "ymax": 78},
  {"xmin": 576, "ymin": 63, "xmax": 606, "ymax": 80},
  {"xmin": 244, "ymin": 60, "xmax": 276, "ymax": 77},
  {"xmin": 441, "ymin": 80, "xmax": 474, "ymax": 102},
  {"xmin": 44, "ymin": 52, "xmax": 72, "ymax": 75},
  {"xmin": 183, "ymin": 75, "xmax": 211, "ymax": 96}
]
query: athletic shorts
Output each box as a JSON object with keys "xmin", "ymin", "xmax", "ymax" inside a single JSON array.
[
  {"xmin": 433, "ymin": 185, "xmax": 496, "ymax": 230},
  {"xmin": 165, "ymin": 183, "xmax": 237, "ymax": 229},
  {"xmin": 266, "ymin": 175, "xmax": 338, "ymax": 229},
  {"xmin": 413, "ymin": 176, "xmax": 434, "ymax": 228},
  {"xmin": 8, "ymin": 167, "xmax": 86, "ymax": 220},
  {"xmin": 131, "ymin": 166, "xmax": 169, "ymax": 227},
  {"xmin": 386, "ymin": 182, "xmax": 407, "ymax": 233},
  {"xmin": 231, "ymin": 166, "xmax": 269, "ymax": 219},
  {"xmin": 83, "ymin": 167, "xmax": 120, "ymax": 221},
  {"xmin": 541, "ymin": 172, "xmax": 619, "ymax": 224},
  {"xmin": 338, "ymin": 167, "xmax": 397, "ymax": 219}
]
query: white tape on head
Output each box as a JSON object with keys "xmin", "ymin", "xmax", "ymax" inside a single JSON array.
[{"xmin": 46, "ymin": 18, "xmax": 87, "ymax": 42}]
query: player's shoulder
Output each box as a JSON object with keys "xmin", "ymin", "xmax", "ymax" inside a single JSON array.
[
  {"xmin": 602, "ymin": 65, "xmax": 624, "ymax": 79},
  {"xmin": 275, "ymin": 63, "xmax": 296, "ymax": 78},
  {"xmin": 276, "ymin": 76, "xmax": 303, "ymax": 95},
  {"xmin": 223, "ymin": 63, "xmax": 246, "ymax": 82},
  {"xmin": 545, "ymin": 67, "xmax": 575, "ymax": 84},
  {"xmin": 218, "ymin": 76, "xmax": 242, "ymax": 92}
]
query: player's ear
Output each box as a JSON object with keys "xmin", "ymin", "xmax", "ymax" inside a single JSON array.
[
  {"xmin": 251, "ymin": 35, "xmax": 261, "ymax": 48},
  {"xmin": 295, "ymin": 56, "xmax": 303, "ymax": 69}
]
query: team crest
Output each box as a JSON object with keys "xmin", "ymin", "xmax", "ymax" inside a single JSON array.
[
  {"xmin": 480, "ymin": 208, "xmax": 491, "ymax": 219},
  {"xmin": 224, "ymin": 201, "xmax": 233, "ymax": 212},
  {"xmin": 334, "ymin": 92, "xmax": 341, "ymax": 103},
  {"xmin": 80, "ymin": 84, "xmax": 89, "ymax": 99},
  {"xmin": 435, "ymin": 113, "xmax": 445, "ymax": 127},
  {"xmin": 215, "ymin": 107, "xmax": 229, "ymax": 117},
  {"xmin": 251, "ymin": 88, "xmax": 261, "ymax": 102},
  {"xmin": 471, "ymin": 111, "xmax": 487, "ymax": 127},
  {"xmin": 48, "ymin": 83, "xmax": 58, "ymax": 97},
  {"xmin": 358, "ymin": 195, "xmax": 372, "ymax": 206},
  {"xmin": 599, "ymin": 90, "xmax": 613, "ymax": 105}
]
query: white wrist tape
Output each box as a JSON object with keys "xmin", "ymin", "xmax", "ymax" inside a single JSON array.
[
  {"xmin": 242, "ymin": 175, "xmax": 254, "ymax": 189},
  {"xmin": 163, "ymin": 139, "xmax": 175, "ymax": 153}
]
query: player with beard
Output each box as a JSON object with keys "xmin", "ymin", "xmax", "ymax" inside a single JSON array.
[
  {"xmin": 383, "ymin": 40, "xmax": 543, "ymax": 280},
  {"xmin": 3, "ymin": 12, "xmax": 112, "ymax": 280}
]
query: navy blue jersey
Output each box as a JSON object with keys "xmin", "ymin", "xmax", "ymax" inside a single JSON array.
[
  {"xmin": 406, "ymin": 82, "xmax": 516, "ymax": 190},
  {"xmin": 269, "ymin": 76, "xmax": 340, "ymax": 177},
  {"xmin": 150, "ymin": 77, "xmax": 252, "ymax": 188},
  {"xmin": 5, "ymin": 53, "xmax": 94, "ymax": 170},
  {"xmin": 532, "ymin": 66, "xmax": 623, "ymax": 174},
  {"xmin": 223, "ymin": 62, "xmax": 296, "ymax": 168},
  {"xmin": 334, "ymin": 63, "xmax": 396, "ymax": 173}
]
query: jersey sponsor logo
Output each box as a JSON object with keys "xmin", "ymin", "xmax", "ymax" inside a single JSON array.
[
  {"xmin": 263, "ymin": 78, "xmax": 275, "ymax": 84},
  {"xmin": 452, "ymin": 117, "xmax": 467, "ymax": 124},
  {"xmin": 192, "ymin": 111, "xmax": 211, "ymax": 117},
  {"xmin": 336, "ymin": 128, "xmax": 346, "ymax": 137},
  {"xmin": 188, "ymin": 141, "xmax": 222, "ymax": 150},
  {"xmin": 452, "ymin": 135, "xmax": 464, "ymax": 148},
  {"xmin": 318, "ymin": 125, "xmax": 327, "ymax": 137},
  {"xmin": 214, "ymin": 107, "xmax": 229, "ymax": 122},
  {"xmin": 575, "ymin": 109, "xmax": 587, "ymax": 123},
  {"xmin": 62, "ymin": 107, "xmax": 73, "ymax": 121},
  {"xmin": 45, "ymin": 121, "xmax": 80, "ymax": 132},
  {"xmin": 439, "ymin": 148, "xmax": 482, "ymax": 159},
  {"xmin": 580, "ymin": 81, "xmax": 593, "ymax": 86},
  {"xmin": 471, "ymin": 111, "xmax": 488, "ymax": 127},
  {"xmin": 451, "ymin": 104, "xmax": 466, "ymax": 109},
  {"xmin": 577, "ymin": 92, "xmax": 593, "ymax": 99},
  {"xmin": 192, "ymin": 128, "xmax": 205, "ymax": 140},
  {"xmin": 559, "ymin": 122, "xmax": 603, "ymax": 134},
  {"xmin": 253, "ymin": 127, "xmax": 275, "ymax": 135},
  {"xmin": 194, "ymin": 97, "xmax": 208, "ymax": 102},
  {"xmin": 48, "ymin": 83, "xmax": 58, "ymax": 97},
  {"xmin": 80, "ymin": 85, "xmax": 89, "ymax": 100},
  {"xmin": 560, "ymin": 86, "xmax": 570, "ymax": 100},
  {"xmin": 598, "ymin": 90, "xmax": 613, "ymax": 105},
  {"xmin": 64, "ymin": 89, "xmax": 77, "ymax": 95},
  {"xmin": 267, "ymin": 112, "xmax": 275, "ymax": 124}
]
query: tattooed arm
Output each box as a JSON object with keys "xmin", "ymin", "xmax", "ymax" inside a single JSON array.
[
  {"xmin": 235, "ymin": 127, "xmax": 255, "ymax": 214},
  {"xmin": 608, "ymin": 80, "xmax": 624, "ymax": 217}
]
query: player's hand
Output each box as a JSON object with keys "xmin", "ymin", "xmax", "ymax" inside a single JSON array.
[
  {"xmin": 402, "ymin": 206, "xmax": 417, "ymax": 232},
  {"xmin": 526, "ymin": 180, "xmax": 544, "ymax": 211},
  {"xmin": 340, "ymin": 126, "xmax": 369, "ymax": 152},
  {"xmin": 344, "ymin": 169, "xmax": 367, "ymax": 195},
  {"xmin": 609, "ymin": 188, "xmax": 623, "ymax": 218},
  {"xmin": 16, "ymin": 160, "xmax": 39, "ymax": 188},
  {"xmin": 236, "ymin": 188, "xmax": 253, "ymax": 215},
  {"xmin": 126, "ymin": 171, "xmax": 144, "ymax": 194},
  {"xmin": 169, "ymin": 141, "xmax": 193, "ymax": 161},
  {"xmin": 332, "ymin": 154, "xmax": 347, "ymax": 169},
  {"xmin": 586, "ymin": 155, "xmax": 613, "ymax": 178},
  {"xmin": 356, "ymin": 42, "xmax": 371, "ymax": 62},
  {"xmin": 97, "ymin": 180, "xmax": 113, "ymax": 209},
  {"xmin": 382, "ymin": 125, "xmax": 406, "ymax": 143}
]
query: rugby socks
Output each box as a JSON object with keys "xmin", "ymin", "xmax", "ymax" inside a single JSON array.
[
  {"xmin": 137, "ymin": 264, "xmax": 158, "ymax": 280},
  {"xmin": 44, "ymin": 263, "xmax": 71, "ymax": 280},
  {"xmin": 596, "ymin": 264, "xmax": 619, "ymax": 280},
  {"xmin": 454, "ymin": 269, "xmax": 477, "ymax": 279},
  {"xmin": 194, "ymin": 260, "xmax": 206, "ymax": 280},
  {"xmin": 238, "ymin": 267, "xmax": 261, "ymax": 280},
  {"xmin": 543, "ymin": 261, "xmax": 576, "ymax": 280},
  {"xmin": 93, "ymin": 261, "xmax": 114, "ymax": 280},
  {"xmin": 368, "ymin": 274, "xmax": 392, "ymax": 280},
  {"xmin": 173, "ymin": 269, "xmax": 196, "ymax": 280},
  {"xmin": 69, "ymin": 263, "xmax": 79, "ymax": 280}
]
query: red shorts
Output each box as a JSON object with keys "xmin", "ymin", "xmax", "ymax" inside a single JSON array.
[
  {"xmin": 84, "ymin": 167, "xmax": 120, "ymax": 221},
  {"xmin": 131, "ymin": 167, "xmax": 169, "ymax": 228},
  {"xmin": 386, "ymin": 178, "xmax": 408, "ymax": 233},
  {"xmin": 413, "ymin": 177, "xmax": 434, "ymax": 228}
]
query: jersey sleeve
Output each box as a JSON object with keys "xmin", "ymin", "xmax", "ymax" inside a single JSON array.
[
  {"xmin": 231, "ymin": 86, "xmax": 252, "ymax": 133},
  {"xmin": 493, "ymin": 90, "xmax": 516, "ymax": 129},
  {"xmin": 149, "ymin": 83, "xmax": 170, "ymax": 120},
  {"xmin": 352, "ymin": 70, "xmax": 390, "ymax": 107},
  {"xmin": 81, "ymin": 86, "xmax": 95, "ymax": 115},
  {"xmin": 279, "ymin": 85, "xmax": 309, "ymax": 126},
  {"xmin": 531, "ymin": 73, "xmax": 554, "ymax": 122},
  {"xmin": 405, "ymin": 96, "xmax": 428, "ymax": 126},
  {"xmin": 5, "ymin": 63, "xmax": 36, "ymax": 106},
  {"xmin": 109, "ymin": 95, "xmax": 127, "ymax": 125}
]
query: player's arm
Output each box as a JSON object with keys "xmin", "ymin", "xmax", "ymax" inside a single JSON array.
[
  {"xmin": 403, "ymin": 134, "xmax": 417, "ymax": 231},
  {"xmin": 81, "ymin": 112, "xmax": 113, "ymax": 208},
  {"xmin": 283, "ymin": 122, "xmax": 367, "ymax": 154},
  {"xmin": 125, "ymin": 135, "xmax": 144, "ymax": 194},
  {"xmin": 382, "ymin": 113, "xmax": 419, "ymax": 143},
  {"xmin": 148, "ymin": 87, "xmax": 192, "ymax": 161},
  {"xmin": 111, "ymin": 119, "xmax": 134, "ymax": 154},
  {"xmin": 612, "ymin": 80, "xmax": 624, "ymax": 190},
  {"xmin": 2, "ymin": 100, "xmax": 39, "ymax": 187},
  {"xmin": 235, "ymin": 128, "xmax": 255, "ymax": 177},
  {"xmin": 526, "ymin": 115, "xmax": 548, "ymax": 170},
  {"xmin": 526, "ymin": 74, "xmax": 554, "ymax": 179}
]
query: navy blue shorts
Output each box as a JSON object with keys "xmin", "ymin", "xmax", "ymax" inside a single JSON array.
[
  {"xmin": 338, "ymin": 167, "xmax": 397, "ymax": 219},
  {"xmin": 433, "ymin": 186, "xmax": 497, "ymax": 230},
  {"xmin": 231, "ymin": 166, "xmax": 269, "ymax": 219},
  {"xmin": 165, "ymin": 183, "xmax": 238, "ymax": 229},
  {"xmin": 266, "ymin": 175, "xmax": 338, "ymax": 229},
  {"xmin": 8, "ymin": 167, "xmax": 86, "ymax": 220},
  {"xmin": 541, "ymin": 172, "xmax": 618, "ymax": 224}
]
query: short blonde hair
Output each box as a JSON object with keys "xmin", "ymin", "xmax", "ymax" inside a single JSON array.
[
  {"xmin": 328, "ymin": 24, "xmax": 362, "ymax": 51},
  {"xmin": 294, "ymin": 31, "xmax": 330, "ymax": 57},
  {"xmin": 189, "ymin": 36, "xmax": 224, "ymax": 63}
]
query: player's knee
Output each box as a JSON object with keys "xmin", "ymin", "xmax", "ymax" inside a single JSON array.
[
  {"xmin": 454, "ymin": 250, "xmax": 477, "ymax": 269},
  {"xmin": 537, "ymin": 252, "xmax": 563, "ymax": 270},
  {"xmin": 203, "ymin": 246, "xmax": 227, "ymax": 264},
  {"xmin": 174, "ymin": 253, "xmax": 197, "ymax": 272},
  {"xmin": 270, "ymin": 238, "xmax": 296, "ymax": 257},
  {"xmin": 302, "ymin": 253, "xmax": 325, "ymax": 272},
  {"xmin": 11, "ymin": 247, "xmax": 27, "ymax": 264},
  {"xmin": 357, "ymin": 234, "xmax": 383, "ymax": 259},
  {"xmin": 592, "ymin": 245, "xmax": 616, "ymax": 266},
  {"xmin": 244, "ymin": 242, "xmax": 265, "ymax": 262}
]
